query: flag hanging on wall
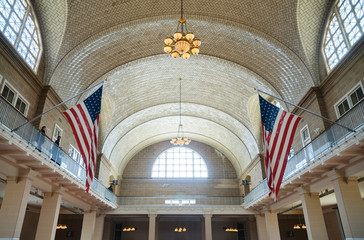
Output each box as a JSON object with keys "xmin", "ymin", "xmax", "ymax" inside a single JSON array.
[
  {"xmin": 63, "ymin": 86, "xmax": 103, "ymax": 192},
  {"xmin": 259, "ymin": 95, "xmax": 301, "ymax": 201}
]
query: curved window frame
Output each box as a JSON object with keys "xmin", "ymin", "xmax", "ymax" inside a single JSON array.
[
  {"xmin": 323, "ymin": 0, "xmax": 364, "ymax": 71},
  {"xmin": 151, "ymin": 147, "xmax": 208, "ymax": 179},
  {"xmin": 0, "ymin": 0, "xmax": 42, "ymax": 72}
]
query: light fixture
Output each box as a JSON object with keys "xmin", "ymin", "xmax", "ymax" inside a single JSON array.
[
  {"xmin": 293, "ymin": 224, "xmax": 301, "ymax": 230},
  {"xmin": 123, "ymin": 227, "xmax": 136, "ymax": 232},
  {"xmin": 56, "ymin": 214, "xmax": 67, "ymax": 230},
  {"xmin": 163, "ymin": 0, "xmax": 201, "ymax": 58},
  {"xmin": 174, "ymin": 227, "xmax": 187, "ymax": 232},
  {"xmin": 170, "ymin": 78, "xmax": 191, "ymax": 146},
  {"xmin": 293, "ymin": 214, "xmax": 307, "ymax": 230},
  {"xmin": 224, "ymin": 227, "xmax": 238, "ymax": 232}
]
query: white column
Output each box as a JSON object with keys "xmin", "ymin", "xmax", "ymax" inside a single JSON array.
[
  {"xmin": 93, "ymin": 214, "xmax": 105, "ymax": 240},
  {"xmin": 204, "ymin": 214, "xmax": 212, "ymax": 240},
  {"xmin": 264, "ymin": 210, "xmax": 280, "ymax": 240},
  {"xmin": 80, "ymin": 210, "xmax": 97, "ymax": 240},
  {"xmin": 255, "ymin": 214, "xmax": 268, "ymax": 240},
  {"xmin": 34, "ymin": 191, "xmax": 62, "ymax": 240},
  {"xmin": 148, "ymin": 214, "xmax": 157, "ymax": 240},
  {"xmin": 300, "ymin": 192, "xmax": 329, "ymax": 240},
  {"xmin": 0, "ymin": 176, "xmax": 32, "ymax": 239},
  {"xmin": 332, "ymin": 176, "xmax": 364, "ymax": 239}
]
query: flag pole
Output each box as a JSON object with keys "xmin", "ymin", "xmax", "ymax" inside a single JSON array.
[
  {"xmin": 11, "ymin": 80, "xmax": 106, "ymax": 132},
  {"xmin": 257, "ymin": 89, "xmax": 356, "ymax": 133}
]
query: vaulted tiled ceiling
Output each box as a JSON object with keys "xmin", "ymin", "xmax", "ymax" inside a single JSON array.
[{"xmin": 34, "ymin": 0, "xmax": 332, "ymax": 176}]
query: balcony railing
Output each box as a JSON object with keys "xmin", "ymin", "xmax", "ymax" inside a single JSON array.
[
  {"xmin": 243, "ymin": 100, "xmax": 364, "ymax": 208},
  {"xmin": 118, "ymin": 196, "xmax": 242, "ymax": 206},
  {"xmin": 0, "ymin": 97, "xmax": 116, "ymax": 205}
]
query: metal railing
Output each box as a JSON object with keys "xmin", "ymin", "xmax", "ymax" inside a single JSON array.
[
  {"xmin": 0, "ymin": 97, "xmax": 116, "ymax": 205},
  {"xmin": 118, "ymin": 196, "xmax": 242, "ymax": 205},
  {"xmin": 243, "ymin": 100, "xmax": 364, "ymax": 208}
]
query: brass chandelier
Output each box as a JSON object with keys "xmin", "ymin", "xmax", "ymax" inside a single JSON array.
[
  {"xmin": 163, "ymin": 0, "xmax": 201, "ymax": 59},
  {"xmin": 170, "ymin": 78, "xmax": 191, "ymax": 146}
]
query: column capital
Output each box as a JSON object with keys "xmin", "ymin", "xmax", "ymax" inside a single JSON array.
[{"xmin": 203, "ymin": 214, "xmax": 212, "ymax": 219}]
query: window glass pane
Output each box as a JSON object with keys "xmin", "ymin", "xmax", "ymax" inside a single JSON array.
[
  {"xmin": 17, "ymin": 40, "xmax": 27, "ymax": 58},
  {"xmin": 8, "ymin": 11, "xmax": 21, "ymax": 32},
  {"xmin": 0, "ymin": 1, "xmax": 12, "ymax": 19},
  {"xmin": 13, "ymin": 0, "xmax": 25, "ymax": 19},
  {"xmin": 4, "ymin": 25, "xmax": 16, "ymax": 44},
  {"xmin": 0, "ymin": 14, "xmax": 6, "ymax": 31},
  {"xmin": 348, "ymin": 26, "xmax": 362, "ymax": 45},
  {"xmin": 340, "ymin": 0, "xmax": 352, "ymax": 19}
]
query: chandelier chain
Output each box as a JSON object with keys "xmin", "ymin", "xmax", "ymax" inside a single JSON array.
[{"xmin": 179, "ymin": 78, "xmax": 182, "ymax": 124}]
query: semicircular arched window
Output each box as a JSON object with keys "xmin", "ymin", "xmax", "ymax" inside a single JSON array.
[
  {"xmin": 151, "ymin": 147, "xmax": 208, "ymax": 178},
  {"xmin": 0, "ymin": 0, "xmax": 41, "ymax": 71},
  {"xmin": 323, "ymin": 0, "xmax": 364, "ymax": 71}
]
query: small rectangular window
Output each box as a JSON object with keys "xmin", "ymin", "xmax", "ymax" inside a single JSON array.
[
  {"xmin": 1, "ymin": 81, "xmax": 29, "ymax": 116},
  {"xmin": 15, "ymin": 97, "xmax": 27, "ymax": 114},
  {"xmin": 52, "ymin": 124, "xmax": 63, "ymax": 141},
  {"xmin": 350, "ymin": 86, "xmax": 363, "ymax": 106},
  {"xmin": 337, "ymin": 99, "xmax": 350, "ymax": 116},
  {"xmin": 335, "ymin": 82, "xmax": 364, "ymax": 118},
  {"xmin": 2, "ymin": 85, "xmax": 15, "ymax": 104},
  {"xmin": 300, "ymin": 125, "xmax": 311, "ymax": 146}
]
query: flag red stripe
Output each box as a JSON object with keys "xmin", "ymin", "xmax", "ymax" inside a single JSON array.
[{"xmin": 77, "ymin": 104, "xmax": 93, "ymax": 137}]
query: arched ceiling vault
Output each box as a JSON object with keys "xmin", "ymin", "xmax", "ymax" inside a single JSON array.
[{"xmin": 33, "ymin": 0, "xmax": 333, "ymax": 176}]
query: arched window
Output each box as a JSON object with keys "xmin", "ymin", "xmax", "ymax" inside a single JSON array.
[
  {"xmin": 0, "ymin": 0, "xmax": 41, "ymax": 71},
  {"xmin": 323, "ymin": 0, "xmax": 364, "ymax": 70},
  {"xmin": 151, "ymin": 147, "xmax": 208, "ymax": 178}
]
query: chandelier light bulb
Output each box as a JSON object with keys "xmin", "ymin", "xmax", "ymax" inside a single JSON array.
[
  {"xmin": 174, "ymin": 32, "xmax": 183, "ymax": 40},
  {"xmin": 171, "ymin": 51, "xmax": 179, "ymax": 58},
  {"xmin": 191, "ymin": 47, "xmax": 199, "ymax": 55},
  {"xmin": 193, "ymin": 39, "xmax": 201, "ymax": 47},
  {"xmin": 164, "ymin": 45, "xmax": 172, "ymax": 53},
  {"xmin": 164, "ymin": 37, "xmax": 174, "ymax": 45},
  {"xmin": 182, "ymin": 52, "xmax": 190, "ymax": 59},
  {"xmin": 186, "ymin": 32, "xmax": 194, "ymax": 41}
]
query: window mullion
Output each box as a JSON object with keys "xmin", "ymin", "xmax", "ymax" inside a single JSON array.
[
  {"xmin": 13, "ymin": 6, "xmax": 28, "ymax": 49},
  {"xmin": 334, "ymin": 7, "xmax": 352, "ymax": 48}
]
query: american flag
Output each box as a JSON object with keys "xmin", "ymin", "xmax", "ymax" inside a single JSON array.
[
  {"xmin": 259, "ymin": 95, "xmax": 301, "ymax": 201},
  {"xmin": 63, "ymin": 86, "xmax": 103, "ymax": 192}
]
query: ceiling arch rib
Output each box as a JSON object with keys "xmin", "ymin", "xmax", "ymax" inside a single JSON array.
[
  {"xmin": 49, "ymin": 17, "xmax": 315, "ymax": 109},
  {"xmin": 102, "ymin": 103, "xmax": 260, "ymax": 163},
  {"xmin": 109, "ymin": 116, "xmax": 252, "ymax": 177}
]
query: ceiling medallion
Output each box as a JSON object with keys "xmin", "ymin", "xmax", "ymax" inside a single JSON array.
[{"xmin": 163, "ymin": 0, "xmax": 201, "ymax": 59}]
